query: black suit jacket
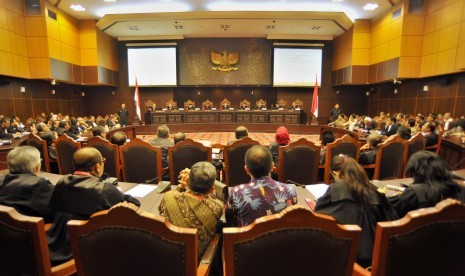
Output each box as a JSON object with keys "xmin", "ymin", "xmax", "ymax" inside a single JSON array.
[
  {"xmin": 359, "ymin": 148, "xmax": 379, "ymax": 165},
  {"xmin": 423, "ymin": 132, "xmax": 438, "ymax": 147},
  {"xmin": 384, "ymin": 123, "xmax": 398, "ymax": 136}
]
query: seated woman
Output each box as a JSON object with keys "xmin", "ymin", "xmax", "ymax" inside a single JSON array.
[
  {"xmin": 269, "ymin": 126, "xmax": 291, "ymax": 172},
  {"xmin": 320, "ymin": 131, "xmax": 335, "ymax": 164},
  {"xmin": 315, "ymin": 155, "xmax": 398, "ymax": 268},
  {"xmin": 389, "ymin": 151, "xmax": 465, "ymax": 218}
]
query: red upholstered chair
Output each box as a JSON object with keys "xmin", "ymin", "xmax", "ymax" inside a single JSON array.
[
  {"xmin": 0, "ymin": 205, "xmax": 76, "ymax": 276},
  {"xmin": 168, "ymin": 138, "xmax": 212, "ymax": 184},
  {"xmin": 278, "ymin": 138, "xmax": 320, "ymax": 185},
  {"xmin": 223, "ymin": 137, "xmax": 260, "ymax": 187},
  {"xmin": 363, "ymin": 135, "xmax": 407, "ymax": 180},
  {"xmin": 54, "ymin": 133, "xmax": 81, "ymax": 175},
  {"xmin": 119, "ymin": 138, "xmax": 162, "ymax": 183},
  {"xmin": 68, "ymin": 203, "xmax": 219, "ymax": 276},
  {"xmin": 323, "ymin": 134, "xmax": 361, "ymax": 183},
  {"xmin": 354, "ymin": 199, "xmax": 465, "ymax": 276},
  {"xmin": 26, "ymin": 133, "xmax": 51, "ymax": 172},
  {"xmin": 223, "ymin": 205, "xmax": 361, "ymax": 276},
  {"xmin": 86, "ymin": 136, "xmax": 121, "ymax": 180},
  {"xmin": 425, "ymin": 130, "xmax": 444, "ymax": 154}
]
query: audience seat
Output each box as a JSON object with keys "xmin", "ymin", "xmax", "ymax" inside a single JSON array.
[
  {"xmin": 68, "ymin": 202, "xmax": 219, "ymax": 276},
  {"xmin": 168, "ymin": 138, "xmax": 212, "ymax": 185},
  {"xmin": 223, "ymin": 137, "xmax": 260, "ymax": 187},
  {"xmin": 363, "ymin": 135, "xmax": 407, "ymax": 180},
  {"xmin": 278, "ymin": 138, "xmax": 320, "ymax": 185},
  {"xmin": 323, "ymin": 134, "xmax": 361, "ymax": 183},
  {"xmin": 119, "ymin": 138, "xmax": 163, "ymax": 183},
  {"xmin": 354, "ymin": 198, "xmax": 465, "ymax": 276},
  {"xmin": 87, "ymin": 136, "xmax": 121, "ymax": 180},
  {"xmin": 425, "ymin": 130, "xmax": 444, "ymax": 155},
  {"xmin": 223, "ymin": 205, "xmax": 361, "ymax": 276},
  {"xmin": 54, "ymin": 134, "xmax": 81, "ymax": 175},
  {"xmin": 0, "ymin": 205, "xmax": 76, "ymax": 276},
  {"xmin": 26, "ymin": 133, "xmax": 51, "ymax": 173}
]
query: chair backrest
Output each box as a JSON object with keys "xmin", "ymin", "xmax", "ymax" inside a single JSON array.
[
  {"xmin": 168, "ymin": 138, "xmax": 212, "ymax": 184},
  {"xmin": 320, "ymin": 125, "xmax": 359, "ymax": 140},
  {"xmin": 202, "ymin": 99, "xmax": 213, "ymax": 107},
  {"xmin": 278, "ymin": 138, "xmax": 320, "ymax": 184},
  {"xmin": 223, "ymin": 137, "xmax": 260, "ymax": 187},
  {"xmin": 223, "ymin": 205, "xmax": 361, "ymax": 276},
  {"xmin": 87, "ymin": 136, "xmax": 120, "ymax": 180},
  {"xmin": 220, "ymin": 98, "xmax": 231, "ymax": 107},
  {"xmin": 292, "ymin": 99, "xmax": 303, "ymax": 108},
  {"xmin": 370, "ymin": 199, "xmax": 465, "ymax": 276},
  {"xmin": 373, "ymin": 135, "xmax": 407, "ymax": 180},
  {"xmin": 119, "ymin": 138, "xmax": 163, "ymax": 183},
  {"xmin": 54, "ymin": 133, "xmax": 81, "ymax": 175},
  {"xmin": 105, "ymin": 126, "xmax": 136, "ymax": 141},
  {"xmin": 256, "ymin": 99, "xmax": 266, "ymax": 107},
  {"xmin": 324, "ymin": 134, "xmax": 361, "ymax": 183},
  {"xmin": 277, "ymin": 98, "xmax": 287, "ymax": 108},
  {"xmin": 425, "ymin": 130, "xmax": 444, "ymax": 154},
  {"xmin": 68, "ymin": 203, "xmax": 198, "ymax": 276},
  {"xmin": 239, "ymin": 99, "xmax": 250, "ymax": 108},
  {"xmin": 145, "ymin": 99, "xmax": 154, "ymax": 111},
  {"xmin": 184, "ymin": 99, "xmax": 195, "ymax": 109},
  {"xmin": 26, "ymin": 133, "xmax": 51, "ymax": 172},
  {"xmin": 406, "ymin": 133, "xmax": 426, "ymax": 162}
]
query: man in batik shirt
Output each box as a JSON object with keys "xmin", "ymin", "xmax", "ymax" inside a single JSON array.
[{"xmin": 226, "ymin": 145, "xmax": 297, "ymax": 226}]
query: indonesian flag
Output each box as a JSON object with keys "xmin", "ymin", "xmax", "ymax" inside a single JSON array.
[
  {"xmin": 134, "ymin": 77, "xmax": 141, "ymax": 121},
  {"xmin": 311, "ymin": 75, "xmax": 319, "ymax": 118}
]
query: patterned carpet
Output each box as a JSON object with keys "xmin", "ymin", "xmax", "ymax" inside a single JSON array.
[{"xmin": 137, "ymin": 132, "xmax": 320, "ymax": 146}]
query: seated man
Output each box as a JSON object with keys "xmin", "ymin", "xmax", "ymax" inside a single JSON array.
[
  {"xmin": 92, "ymin": 126, "xmax": 106, "ymax": 138},
  {"xmin": 36, "ymin": 122, "xmax": 58, "ymax": 159},
  {"xmin": 159, "ymin": 162, "xmax": 223, "ymax": 257},
  {"xmin": 203, "ymin": 102, "xmax": 212, "ymax": 110},
  {"xmin": 382, "ymin": 117, "xmax": 398, "ymax": 137},
  {"xmin": 239, "ymin": 102, "xmax": 249, "ymax": 110},
  {"xmin": 187, "ymin": 104, "xmax": 195, "ymax": 110},
  {"xmin": 167, "ymin": 103, "xmax": 176, "ymax": 110},
  {"xmin": 173, "ymin": 131, "xmax": 186, "ymax": 144},
  {"xmin": 228, "ymin": 125, "xmax": 248, "ymax": 145},
  {"xmin": 149, "ymin": 125, "xmax": 174, "ymax": 180},
  {"xmin": 110, "ymin": 131, "xmax": 127, "ymax": 146},
  {"xmin": 56, "ymin": 121, "xmax": 79, "ymax": 140},
  {"xmin": 422, "ymin": 122, "xmax": 438, "ymax": 147},
  {"xmin": 255, "ymin": 102, "xmax": 263, "ymax": 110},
  {"xmin": 0, "ymin": 146, "xmax": 54, "ymax": 223},
  {"xmin": 221, "ymin": 102, "xmax": 230, "ymax": 110},
  {"xmin": 226, "ymin": 145, "xmax": 297, "ymax": 226},
  {"xmin": 359, "ymin": 132, "xmax": 382, "ymax": 165},
  {"xmin": 320, "ymin": 131, "xmax": 335, "ymax": 164},
  {"xmin": 0, "ymin": 117, "xmax": 19, "ymax": 139}
]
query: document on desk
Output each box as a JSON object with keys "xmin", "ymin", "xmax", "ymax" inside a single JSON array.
[
  {"xmin": 125, "ymin": 184, "xmax": 157, "ymax": 197},
  {"xmin": 305, "ymin": 184, "xmax": 329, "ymax": 200}
]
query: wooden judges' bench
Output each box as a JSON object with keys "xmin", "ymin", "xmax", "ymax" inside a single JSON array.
[{"xmin": 145, "ymin": 110, "xmax": 304, "ymax": 125}]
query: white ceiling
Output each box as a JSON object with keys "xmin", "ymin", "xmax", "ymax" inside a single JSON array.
[{"xmin": 51, "ymin": 0, "xmax": 401, "ymax": 40}]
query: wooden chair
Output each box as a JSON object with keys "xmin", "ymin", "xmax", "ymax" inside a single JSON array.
[
  {"xmin": 223, "ymin": 137, "xmax": 260, "ymax": 187},
  {"xmin": 354, "ymin": 199, "xmax": 465, "ymax": 276},
  {"xmin": 86, "ymin": 136, "xmax": 121, "ymax": 180},
  {"xmin": 0, "ymin": 205, "xmax": 76, "ymax": 276},
  {"xmin": 255, "ymin": 99, "xmax": 266, "ymax": 108},
  {"xmin": 319, "ymin": 125, "xmax": 359, "ymax": 140},
  {"xmin": 119, "ymin": 138, "xmax": 163, "ymax": 183},
  {"xmin": 166, "ymin": 99, "xmax": 177, "ymax": 109},
  {"xmin": 145, "ymin": 99, "xmax": 155, "ymax": 111},
  {"xmin": 363, "ymin": 135, "xmax": 407, "ymax": 180},
  {"xmin": 105, "ymin": 126, "xmax": 136, "ymax": 141},
  {"xmin": 406, "ymin": 133, "xmax": 426, "ymax": 162},
  {"xmin": 184, "ymin": 99, "xmax": 195, "ymax": 109},
  {"xmin": 54, "ymin": 133, "xmax": 81, "ymax": 175},
  {"xmin": 220, "ymin": 98, "xmax": 231, "ymax": 109},
  {"xmin": 26, "ymin": 133, "xmax": 51, "ymax": 172},
  {"xmin": 323, "ymin": 134, "xmax": 361, "ymax": 183},
  {"xmin": 223, "ymin": 205, "xmax": 361, "ymax": 276},
  {"xmin": 277, "ymin": 98, "xmax": 287, "ymax": 108},
  {"xmin": 278, "ymin": 138, "xmax": 320, "ymax": 185},
  {"xmin": 68, "ymin": 203, "xmax": 219, "ymax": 276},
  {"xmin": 168, "ymin": 138, "xmax": 212, "ymax": 184},
  {"xmin": 292, "ymin": 99, "xmax": 303, "ymax": 109},
  {"xmin": 202, "ymin": 99, "xmax": 213, "ymax": 109},
  {"xmin": 425, "ymin": 130, "xmax": 443, "ymax": 154},
  {"xmin": 239, "ymin": 99, "xmax": 250, "ymax": 109}
]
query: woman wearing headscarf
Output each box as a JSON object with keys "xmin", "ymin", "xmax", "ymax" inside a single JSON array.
[{"xmin": 269, "ymin": 126, "xmax": 290, "ymax": 170}]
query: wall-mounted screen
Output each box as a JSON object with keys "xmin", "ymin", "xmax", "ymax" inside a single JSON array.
[
  {"xmin": 127, "ymin": 47, "xmax": 177, "ymax": 86},
  {"xmin": 273, "ymin": 48, "xmax": 322, "ymax": 87}
]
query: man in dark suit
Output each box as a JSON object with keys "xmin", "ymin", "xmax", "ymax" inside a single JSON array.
[
  {"xmin": 329, "ymin": 104, "xmax": 342, "ymax": 122},
  {"xmin": 383, "ymin": 117, "xmax": 398, "ymax": 137},
  {"xmin": 359, "ymin": 132, "xmax": 382, "ymax": 165},
  {"xmin": 118, "ymin": 103, "xmax": 129, "ymax": 126},
  {"xmin": 421, "ymin": 122, "xmax": 438, "ymax": 147},
  {"xmin": 56, "ymin": 121, "xmax": 79, "ymax": 140},
  {"xmin": 149, "ymin": 125, "xmax": 174, "ymax": 180},
  {"xmin": 0, "ymin": 117, "xmax": 14, "ymax": 139}
]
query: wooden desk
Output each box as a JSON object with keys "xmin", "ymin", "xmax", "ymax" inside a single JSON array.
[
  {"xmin": 441, "ymin": 136, "xmax": 465, "ymax": 169},
  {"xmin": 0, "ymin": 137, "xmax": 27, "ymax": 170}
]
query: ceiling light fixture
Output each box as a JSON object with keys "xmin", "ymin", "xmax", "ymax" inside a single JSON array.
[
  {"xmin": 70, "ymin": 4, "xmax": 86, "ymax": 11},
  {"xmin": 363, "ymin": 3, "xmax": 379, "ymax": 11},
  {"xmin": 104, "ymin": 0, "xmax": 116, "ymax": 2}
]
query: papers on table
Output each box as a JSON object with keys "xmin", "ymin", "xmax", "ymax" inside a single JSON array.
[
  {"xmin": 125, "ymin": 184, "xmax": 157, "ymax": 197},
  {"xmin": 76, "ymin": 137, "xmax": 88, "ymax": 142},
  {"xmin": 199, "ymin": 140, "xmax": 212, "ymax": 147},
  {"xmin": 305, "ymin": 184, "xmax": 329, "ymax": 200},
  {"xmin": 212, "ymin": 148, "xmax": 221, "ymax": 154}
]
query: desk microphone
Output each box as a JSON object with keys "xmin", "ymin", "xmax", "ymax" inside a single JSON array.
[{"xmin": 285, "ymin": 179, "xmax": 305, "ymax": 187}]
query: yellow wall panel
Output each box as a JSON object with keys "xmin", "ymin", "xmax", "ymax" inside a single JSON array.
[
  {"xmin": 9, "ymin": 32, "xmax": 27, "ymax": 56},
  {"xmin": 28, "ymin": 57, "xmax": 51, "ymax": 78},
  {"xmin": 401, "ymin": 35, "xmax": 423, "ymax": 56},
  {"xmin": 80, "ymin": 32, "xmax": 97, "ymax": 49},
  {"xmin": 441, "ymin": 0, "xmax": 464, "ymax": 27},
  {"xmin": 437, "ymin": 23, "xmax": 460, "ymax": 51},
  {"xmin": 25, "ymin": 17, "xmax": 47, "ymax": 36},
  {"xmin": 59, "ymin": 25, "xmax": 79, "ymax": 47},
  {"xmin": 455, "ymin": 44, "xmax": 465, "ymax": 70},
  {"xmin": 402, "ymin": 15, "xmax": 424, "ymax": 36},
  {"xmin": 421, "ymin": 31, "xmax": 439, "ymax": 55},
  {"xmin": 46, "ymin": 17, "xmax": 59, "ymax": 40},
  {"xmin": 353, "ymin": 19, "xmax": 371, "ymax": 33},
  {"xmin": 398, "ymin": 57, "xmax": 421, "ymax": 78},
  {"xmin": 48, "ymin": 37, "xmax": 61, "ymax": 59},
  {"xmin": 81, "ymin": 49, "xmax": 98, "ymax": 66},
  {"xmin": 370, "ymin": 28, "xmax": 382, "ymax": 47},
  {"xmin": 436, "ymin": 48, "xmax": 457, "ymax": 74},
  {"xmin": 0, "ymin": 27, "xmax": 11, "ymax": 52},
  {"xmin": 0, "ymin": 6, "xmax": 8, "ymax": 29},
  {"xmin": 420, "ymin": 54, "xmax": 437, "ymax": 76},
  {"xmin": 389, "ymin": 17, "xmax": 403, "ymax": 39},
  {"xmin": 458, "ymin": 21, "xmax": 465, "ymax": 43},
  {"xmin": 61, "ymin": 44, "xmax": 80, "ymax": 65},
  {"xmin": 3, "ymin": 0, "xmax": 22, "ymax": 14},
  {"xmin": 0, "ymin": 51, "xmax": 13, "ymax": 75},
  {"xmin": 388, "ymin": 37, "xmax": 401, "ymax": 59},
  {"xmin": 6, "ymin": 10, "xmax": 25, "ymax": 35},
  {"xmin": 57, "ymin": 10, "xmax": 78, "ymax": 31},
  {"xmin": 423, "ymin": 10, "xmax": 441, "ymax": 34},
  {"xmin": 12, "ymin": 54, "xmax": 30, "ymax": 78},
  {"xmin": 352, "ymin": 32, "xmax": 369, "ymax": 49},
  {"xmin": 27, "ymin": 36, "xmax": 48, "ymax": 57},
  {"xmin": 425, "ymin": 0, "xmax": 444, "ymax": 14},
  {"xmin": 352, "ymin": 48, "xmax": 370, "ymax": 65}
]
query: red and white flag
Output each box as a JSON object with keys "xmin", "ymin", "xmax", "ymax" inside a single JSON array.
[
  {"xmin": 311, "ymin": 75, "xmax": 319, "ymax": 118},
  {"xmin": 134, "ymin": 77, "xmax": 141, "ymax": 121}
]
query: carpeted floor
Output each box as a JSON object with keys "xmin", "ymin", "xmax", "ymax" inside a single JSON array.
[{"xmin": 137, "ymin": 132, "xmax": 320, "ymax": 146}]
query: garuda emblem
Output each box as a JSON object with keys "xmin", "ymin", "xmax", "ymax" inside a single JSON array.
[{"xmin": 211, "ymin": 51, "xmax": 239, "ymax": 72}]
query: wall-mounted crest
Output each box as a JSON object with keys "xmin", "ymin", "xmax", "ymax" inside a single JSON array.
[{"xmin": 211, "ymin": 51, "xmax": 239, "ymax": 72}]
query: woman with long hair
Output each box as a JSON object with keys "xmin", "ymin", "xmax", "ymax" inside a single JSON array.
[
  {"xmin": 389, "ymin": 150, "xmax": 465, "ymax": 218},
  {"xmin": 315, "ymin": 154, "xmax": 398, "ymax": 267}
]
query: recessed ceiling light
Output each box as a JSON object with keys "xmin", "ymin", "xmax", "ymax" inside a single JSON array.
[
  {"xmin": 70, "ymin": 4, "xmax": 86, "ymax": 11},
  {"xmin": 104, "ymin": 0, "xmax": 116, "ymax": 2},
  {"xmin": 363, "ymin": 3, "xmax": 379, "ymax": 10},
  {"xmin": 332, "ymin": 0, "xmax": 344, "ymax": 2}
]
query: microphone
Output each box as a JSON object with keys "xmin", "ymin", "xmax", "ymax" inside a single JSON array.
[
  {"xmin": 145, "ymin": 177, "xmax": 159, "ymax": 184},
  {"xmin": 285, "ymin": 179, "xmax": 306, "ymax": 187}
]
